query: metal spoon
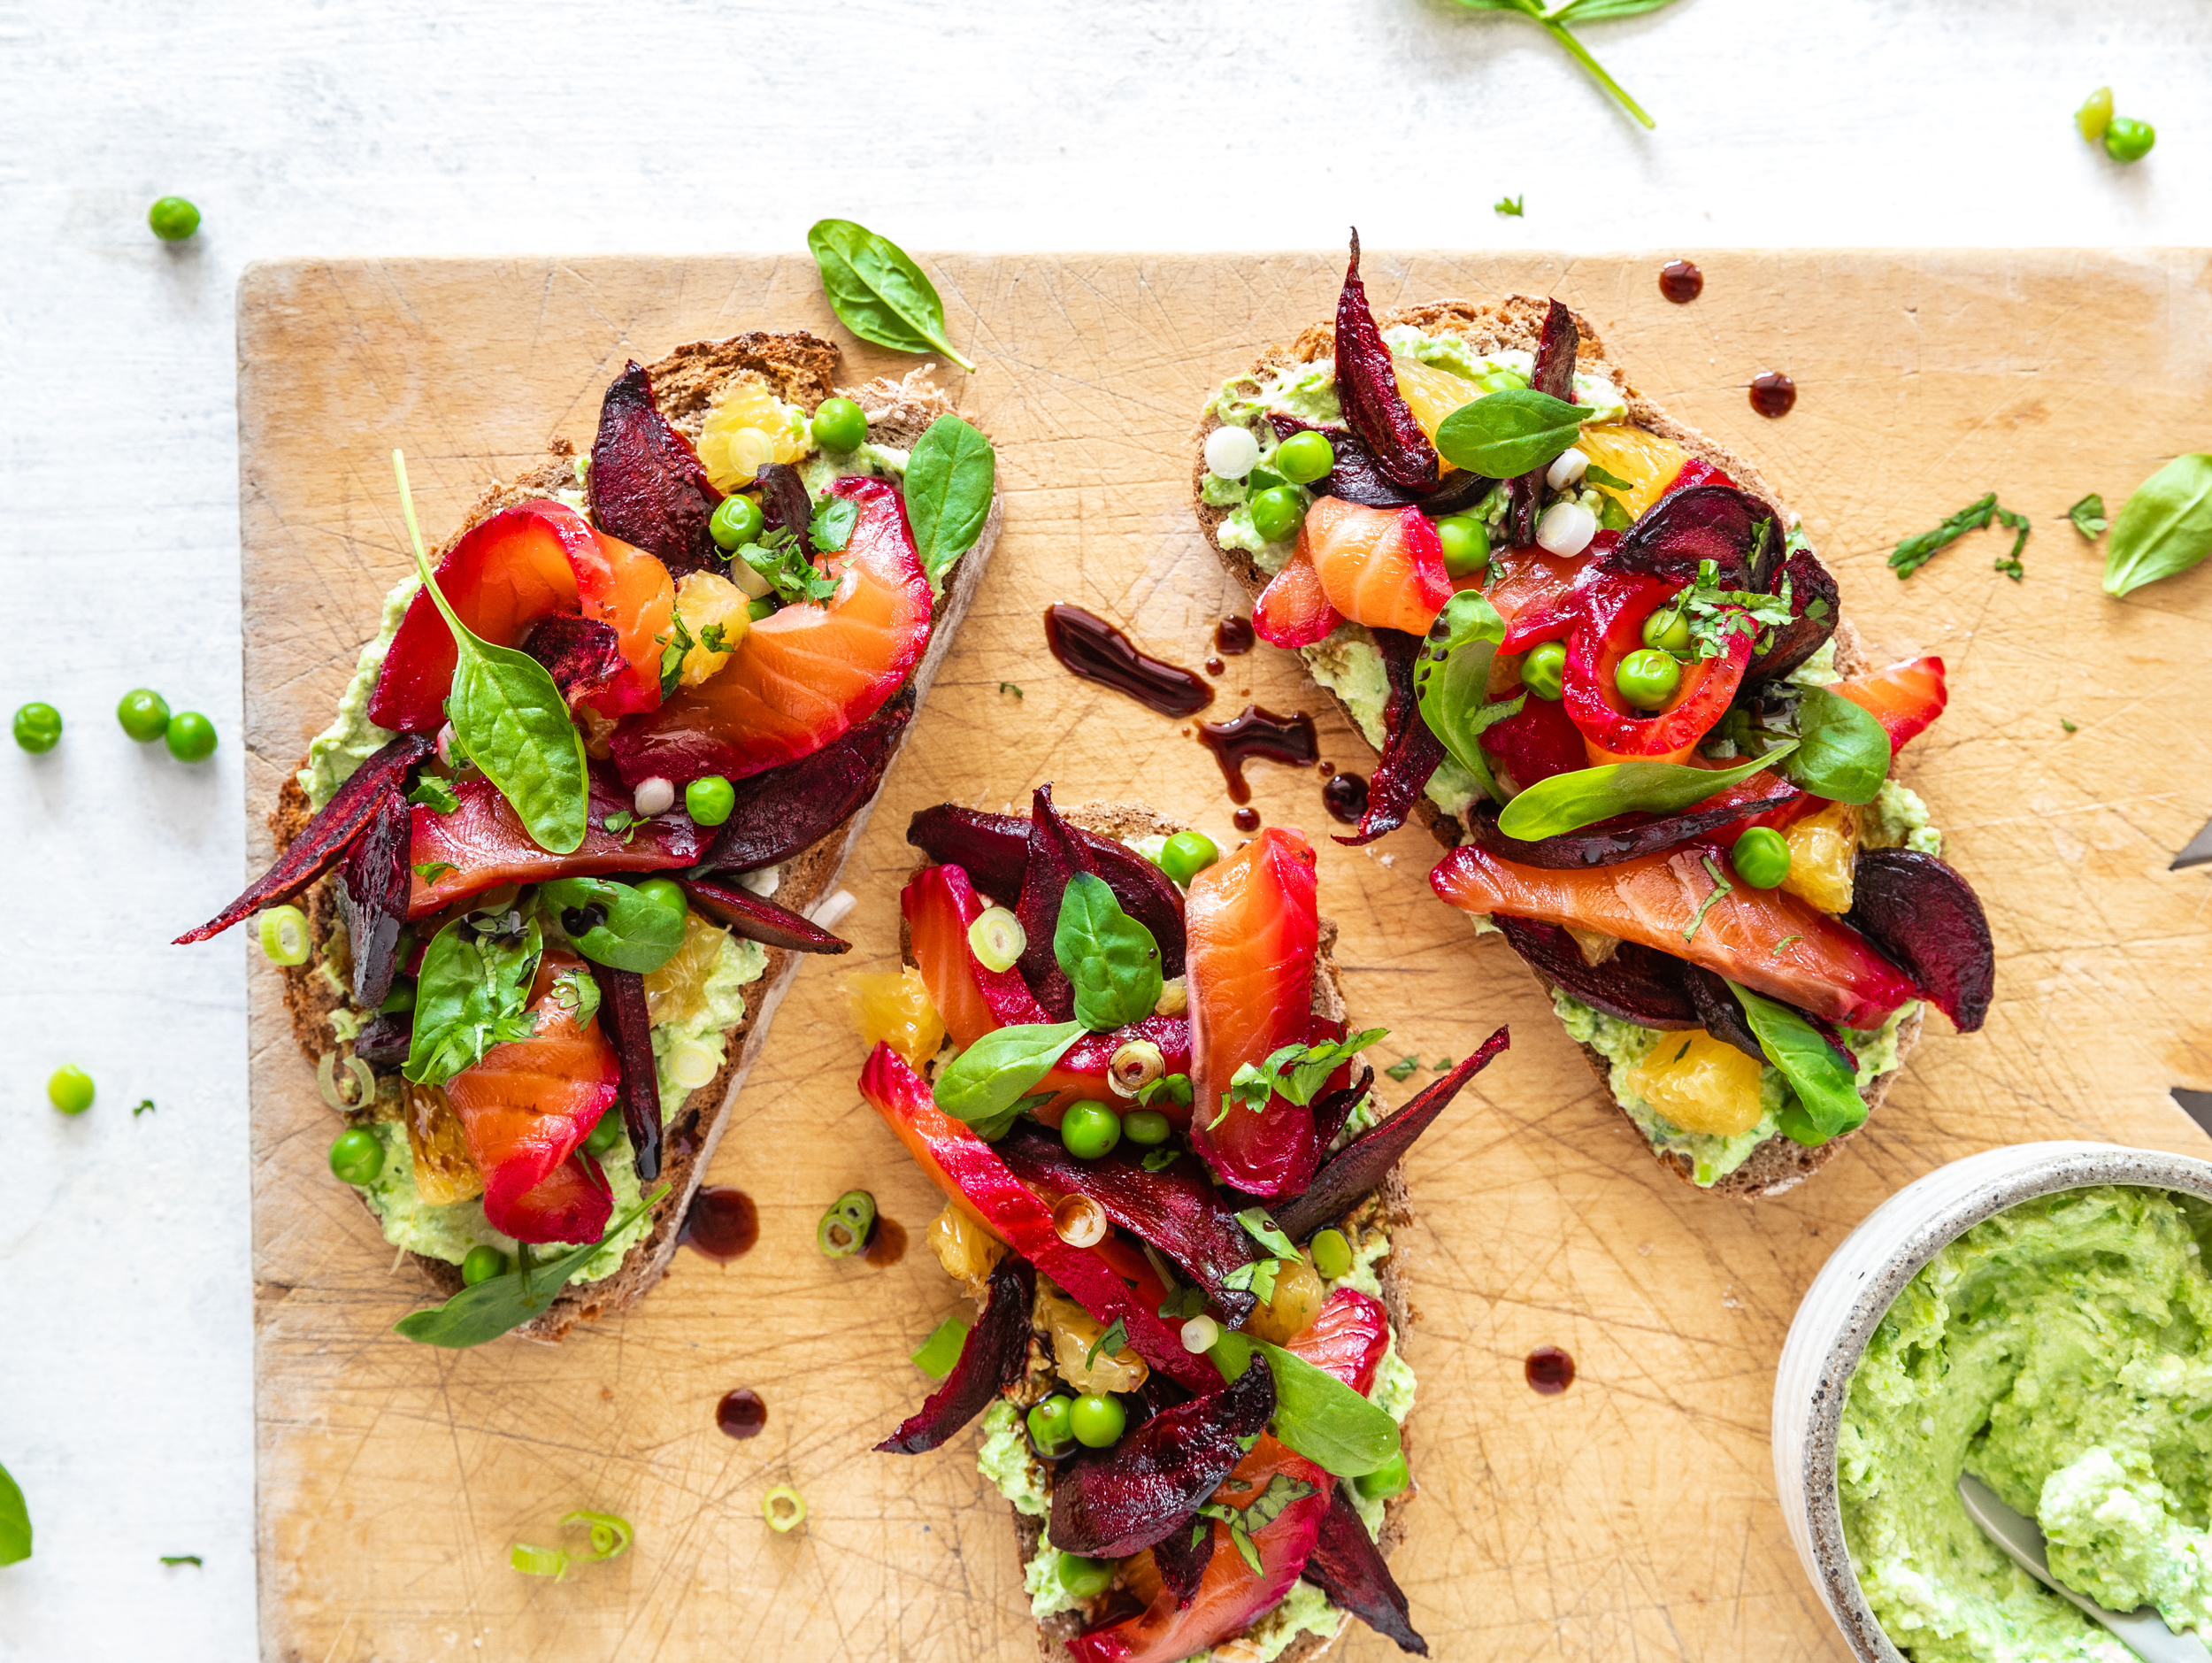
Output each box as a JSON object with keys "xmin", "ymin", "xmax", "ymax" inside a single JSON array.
[{"xmin": 1956, "ymin": 1474, "xmax": 2212, "ymax": 1663}]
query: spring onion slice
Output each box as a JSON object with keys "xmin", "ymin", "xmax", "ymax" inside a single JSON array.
[{"xmin": 763, "ymin": 1486, "xmax": 807, "ymax": 1533}]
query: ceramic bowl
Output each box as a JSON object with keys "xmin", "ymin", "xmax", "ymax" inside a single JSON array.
[{"xmin": 1770, "ymin": 1139, "xmax": 2212, "ymax": 1662}]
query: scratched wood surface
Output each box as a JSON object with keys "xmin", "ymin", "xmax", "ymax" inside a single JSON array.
[{"xmin": 238, "ymin": 251, "xmax": 2212, "ymax": 1663}]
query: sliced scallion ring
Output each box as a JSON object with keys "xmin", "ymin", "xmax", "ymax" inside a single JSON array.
[
  {"xmin": 559, "ymin": 1510, "xmax": 633, "ymax": 1561},
  {"xmin": 966, "ymin": 906, "xmax": 1025, "ymax": 974},
  {"xmin": 1108, "ymin": 1039, "xmax": 1164, "ymax": 1097},
  {"xmin": 257, "ymin": 904, "xmax": 311, "ymax": 966},
  {"xmin": 762, "ymin": 1485, "xmax": 807, "ymax": 1533},
  {"xmin": 818, "ymin": 1189, "xmax": 877, "ymax": 1258},
  {"xmin": 509, "ymin": 1543, "xmax": 570, "ymax": 1580},
  {"xmin": 316, "ymin": 1051, "xmax": 376, "ymax": 1112}
]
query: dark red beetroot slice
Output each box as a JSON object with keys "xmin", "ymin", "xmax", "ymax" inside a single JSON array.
[
  {"xmin": 1265, "ymin": 416, "xmax": 1492, "ymax": 515},
  {"xmin": 906, "ymin": 805, "xmax": 1188, "ymax": 978},
  {"xmin": 588, "ymin": 360, "xmax": 724, "ymax": 579},
  {"xmin": 681, "ymin": 876, "xmax": 851, "ymax": 955},
  {"xmin": 1338, "ymin": 627, "xmax": 1447, "ymax": 848},
  {"xmin": 1479, "ymin": 694, "xmax": 1588, "ymax": 797},
  {"xmin": 1151, "ymin": 1512, "xmax": 1214, "ymax": 1610},
  {"xmin": 1464, "ymin": 784, "xmax": 1805, "ymax": 870},
  {"xmin": 995, "ymin": 1123, "xmax": 1259, "ymax": 1327},
  {"xmin": 592, "ymin": 965, "xmax": 663, "ymax": 1182},
  {"xmin": 335, "ymin": 786, "xmax": 411, "ymax": 1009},
  {"xmin": 1037, "ymin": 1015, "xmax": 1195, "ymax": 1124},
  {"xmin": 1491, "ymin": 915, "xmax": 1699, "ymax": 1031},
  {"xmin": 1845, "ymin": 851, "xmax": 1993, "ymax": 1032},
  {"xmin": 876, "ymin": 1254, "xmax": 1038, "ymax": 1455},
  {"xmin": 1302, "ymin": 1483, "xmax": 1429, "ymax": 1656},
  {"xmin": 1311, "ymin": 1062, "xmax": 1375, "ymax": 1151},
  {"xmin": 353, "ymin": 1010, "xmax": 411, "ymax": 1066},
  {"xmin": 1745, "ymin": 547, "xmax": 1839, "ymax": 686},
  {"xmin": 1507, "ymin": 299, "xmax": 1578, "ymax": 545},
  {"xmin": 751, "ymin": 461, "xmax": 815, "ymax": 551},
  {"xmin": 1608, "ymin": 484, "xmax": 1770, "ymax": 591},
  {"xmin": 408, "ymin": 771, "xmax": 705, "ymax": 919},
  {"xmin": 1272, "ymin": 1028, "xmax": 1509, "ymax": 1242},
  {"xmin": 1333, "ymin": 230, "xmax": 1438, "ymax": 497},
  {"xmin": 519, "ymin": 613, "xmax": 626, "ymax": 709},
  {"xmin": 1014, "ymin": 784, "xmax": 1101, "ymax": 1018},
  {"xmin": 697, "ymin": 689, "xmax": 912, "ymax": 874},
  {"xmin": 1048, "ymin": 1358, "xmax": 1275, "ymax": 1559},
  {"xmin": 1680, "ymin": 962, "xmax": 1763, "ymax": 1063},
  {"xmin": 174, "ymin": 732, "xmax": 434, "ymax": 944}
]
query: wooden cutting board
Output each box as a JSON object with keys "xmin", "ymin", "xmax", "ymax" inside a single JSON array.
[{"xmin": 238, "ymin": 250, "xmax": 2212, "ymax": 1663}]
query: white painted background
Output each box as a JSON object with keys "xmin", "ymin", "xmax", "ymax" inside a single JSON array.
[{"xmin": 1, "ymin": 1, "xmax": 2207, "ymax": 1656}]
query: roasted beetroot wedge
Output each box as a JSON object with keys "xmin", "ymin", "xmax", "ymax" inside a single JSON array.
[
  {"xmin": 1014, "ymin": 784, "xmax": 1101, "ymax": 1019},
  {"xmin": 1507, "ymin": 298, "xmax": 1578, "ymax": 545},
  {"xmin": 587, "ymin": 359, "xmax": 725, "ymax": 579},
  {"xmin": 174, "ymin": 731, "xmax": 433, "ymax": 944},
  {"xmin": 751, "ymin": 461, "xmax": 815, "ymax": 552},
  {"xmin": 1488, "ymin": 916, "xmax": 1699, "ymax": 1031},
  {"xmin": 1608, "ymin": 483, "xmax": 1770, "ymax": 590},
  {"xmin": 695, "ymin": 689, "xmax": 912, "ymax": 874},
  {"xmin": 1845, "ymin": 850, "xmax": 1993, "ymax": 1032},
  {"xmin": 335, "ymin": 786, "xmax": 411, "ymax": 1009},
  {"xmin": 519, "ymin": 613, "xmax": 627, "ymax": 709},
  {"xmin": 1340, "ymin": 627, "xmax": 1447, "ymax": 847},
  {"xmin": 1303, "ymin": 1484, "xmax": 1428, "ymax": 1656},
  {"xmin": 1048, "ymin": 1359, "xmax": 1276, "ymax": 1558},
  {"xmin": 1745, "ymin": 547, "xmax": 1839, "ymax": 686},
  {"xmin": 681, "ymin": 877, "xmax": 851, "ymax": 955},
  {"xmin": 591, "ymin": 965, "xmax": 663, "ymax": 1181},
  {"xmin": 1150, "ymin": 1513, "xmax": 1214, "ymax": 1610},
  {"xmin": 408, "ymin": 774, "xmax": 703, "ymax": 918},
  {"xmin": 1267, "ymin": 414, "xmax": 1493, "ymax": 514},
  {"xmin": 1681, "ymin": 962, "xmax": 1766, "ymax": 1061},
  {"xmin": 1464, "ymin": 783, "xmax": 1803, "ymax": 870},
  {"xmin": 1333, "ymin": 230, "xmax": 1437, "ymax": 496},
  {"xmin": 876, "ymin": 1254, "xmax": 1037, "ymax": 1454}
]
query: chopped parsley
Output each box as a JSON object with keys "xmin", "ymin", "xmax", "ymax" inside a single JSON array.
[
  {"xmin": 1494, "ymin": 195, "xmax": 1525, "ymax": 217},
  {"xmin": 2067, "ymin": 493, "xmax": 2108, "ymax": 539},
  {"xmin": 736, "ymin": 527, "xmax": 838, "ymax": 606}
]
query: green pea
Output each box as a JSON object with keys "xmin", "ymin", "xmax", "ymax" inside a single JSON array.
[
  {"xmin": 685, "ymin": 774, "xmax": 737, "ymax": 827},
  {"xmin": 1310, "ymin": 1227, "xmax": 1354, "ymax": 1281},
  {"xmin": 1057, "ymin": 1554, "xmax": 1118, "ymax": 1598},
  {"xmin": 1435, "ymin": 515, "xmax": 1490, "ymax": 581},
  {"xmin": 12, "ymin": 702, "xmax": 61, "ymax": 753},
  {"xmin": 462, "ymin": 1244, "xmax": 510, "ymax": 1286},
  {"xmin": 380, "ymin": 979, "xmax": 417, "ymax": 1014},
  {"xmin": 117, "ymin": 688, "xmax": 170, "ymax": 742},
  {"xmin": 1355, "ymin": 1451, "xmax": 1410, "ymax": 1499},
  {"xmin": 2076, "ymin": 86, "xmax": 2113, "ymax": 142},
  {"xmin": 810, "ymin": 397, "xmax": 868, "ymax": 453},
  {"xmin": 1069, "ymin": 1392, "xmax": 1126, "ymax": 1449},
  {"xmin": 47, "ymin": 1064, "xmax": 95, "ymax": 1115},
  {"xmin": 1123, "ymin": 1108, "xmax": 1172, "ymax": 1146},
  {"xmin": 327, "ymin": 1126, "xmax": 384, "ymax": 1185},
  {"xmin": 1027, "ymin": 1396, "xmax": 1076, "ymax": 1459},
  {"xmin": 632, "ymin": 876, "xmax": 688, "ymax": 922},
  {"xmin": 1615, "ymin": 649, "xmax": 1682, "ymax": 712},
  {"xmin": 2104, "ymin": 116, "xmax": 2155, "ymax": 163},
  {"xmin": 1519, "ymin": 642, "xmax": 1566, "ymax": 703},
  {"xmin": 1640, "ymin": 604, "xmax": 1692, "ymax": 655},
  {"xmin": 746, "ymin": 597, "xmax": 779, "ymax": 621},
  {"xmin": 709, "ymin": 495, "xmax": 764, "ymax": 552},
  {"xmin": 165, "ymin": 711, "xmax": 218, "ymax": 762},
  {"xmin": 1731, "ymin": 825, "xmax": 1792, "ymax": 889},
  {"xmin": 584, "ymin": 1113, "xmax": 626, "ymax": 1158},
  {"xmin": 1248, "ymin": 485, "xmax": 1308, "ymax": 546},
  {"xmin": 147, "ymin": 196, "xmax": 201, "ymax": 241},
  {"xmin": 1061, "ymin": 1102, "xmax": 1123, "ymax": 1160},
  {"xmin": 1272, "ymin": 431, "xmax": 1335, "ymax": 487},
  {"xmin": 1157, "ymin": 829, "xmax": 1219, "ymax": 888}
]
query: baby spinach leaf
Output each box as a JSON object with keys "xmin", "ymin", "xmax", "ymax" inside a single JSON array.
[
  {"xmin": 2103, "ymin": 454, "xmax": 2212, "ymax": 597},
  {"xmin": 806, "ymin": 219, "xmax": 978, "ymax": 373},
  {"xmin": 0, "ymin": 1459, "xmax": 29, "ymax": 1566},
  {"xmin": 2067, "ymin": 493, "xmax": 2108, "ymax": 540},
  {"xmin": 393, "ymin": 450, "xmax": 588, "ymax": 855},
  {"xmin": 541, "ymin": 875, "xmax": 687, "ymax": 974},
  {"xmin": 395, "ymin": 1187, "xmax": 668, "ymax": 1347},
  {"xmin": 1053, "ymin": 873, "xmax": 1163, "ymax": 1031},
  {"xmin": 1414, "ymin": 590, "xmax": 1521, "ymax": 803},
  {"xmin": 932, "ymin": 1021, "xmax": 1086, "ymax": 1128},
  {"xmin": 1781, "ymin": 687, "xmax": 1889, "ymax": 805},
  {"xmin": 809, "ymin": 495, "xmax": 859, "ymax": 554},
  {"xmin": 1433, "ymin": 389, "xmax": 1586, "ymax": 479},
  {"xmin": 1494, "ymin": 744, "xmax": 1794, "ymax": 840},
  {"xmin": 904, "ymin": 415, "xmax": 996, "ymax": 592},
  {"xmin": 1211, "ymin": 1333, "xmax": 1402, "ymax": 1478},
  {"xmin": 1726, "ymin": 982, "xmax": 1866, "ymax": 1146},
  {"xmin": 403, "ymin": 914, "xmax": 544, "ymax": 1088}
]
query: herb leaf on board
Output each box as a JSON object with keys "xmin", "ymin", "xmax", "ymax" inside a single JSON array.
[
  {"xmin": 806, "ymin": 219, "xmax": 978, "ymax": 373},
  {"xmin": 1886, "ymin": 493, "xmax": 2030, "ymax": 581},
  {"xmin": 2103, "ymin": 454, "xmax": 2212, "ymax": 597},
  {"xmin": 2067, "ymin": 493, "xmax": 2108, "ymax": 540}
]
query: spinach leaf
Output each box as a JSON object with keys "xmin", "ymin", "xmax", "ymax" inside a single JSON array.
[
  {"xmin": 542, "ymin": 875, "xmax": 687, "ymax": 974},
  {"xmin": 806, "ymin": 219, "xmax": 978, "ymax": 373},
  {"xmin": 1447, "ymin": 0, "xmax": 1678, "ymax": 127},
  {"xmin": 903, "ymin": 415, "xmax": 996, "ymax": 592},
  {"xmin": 1433, "ymin": 389, "xmax": 1586, "ymax": 479},
  {"xmin": 2067, "ymin": 493, "xmax": 2108, "ymax": 540},
  {"xmin": 932, "ymin": 1021, "xmax": 1086, "ymax": 1128},
  {"xmin": 403, "ymin": 914, "xmax": 544, "ymax": 1088},
  {"xmin": 1726, "ymin": 981, "xmax": 1866, "ymax": 1146},
  {"xmin": 0, "ymin": 1459, "xmax": 28, "ymax": 1566},
  {"xmin": 809, "ymin": 495, "xmax": 859, "ymax": 554},
  {"xmin": 1413, "ymin": 590, "xmax": 1521, "ymax": 803},
  {"xmin": 2103, "ymin": 454, "xmax": 2212, "ymax": 597},
  {"xmin": 393, "ymin": 451, "xmax": 588, "ymax": 854},
  {"xmin": 1053, "ymin": 873, "xmax": 1163, "ymax": 1031},
  {"xmin": 394, "ymin": 1187, "xmax": 668, "ymax": 1347},
  {"xmin": 1211, "ymin": 1333, "xmax": 1402, "ymax": 1478},
  {"xmin": 1781, "ymin": 687, "xmax": 1890, "ymax": 805},
  {"xmin": 1494, "ymin": 744, "xmax": 1795, "ymax": 840}
]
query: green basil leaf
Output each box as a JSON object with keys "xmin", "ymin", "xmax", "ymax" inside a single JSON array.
[
  {"xmin": 1053, "ymin": 873, "xmax": 1163, "ymax": 1032},
  {"xmin": 403, "ymin": 915, "xmax": 544, "ymax": 1088},
  {"xmin": 1242, "ymin": 1472, "xmax": 1317, "ymax": 1530},
  {"xmin": 1414, "ymin": 590, "xmax": 1521, "ymax": 804},
  {"xmin": 542, "ymin": 876, "xmax": 687, "ymax": 974},
  {"xmin": 395, "ymin": 1187, "xmax": 669, "ymax": 1347},
  {"xmin": 1726, "ymin": 981, "xmax": 1866, "ymax": 1146},
  {"xmin": 1495, "ymin": 744, "xmax": 1795, "ymax": 840},
  {"xmin": 2103, "ymin": 454, "xmax": 2212, "ymax": 597},
  {"xmin": 933, "ymin": 1021, "xmax": 1085, "ymax": 1127},
  {"xmin": 1212, "ymin": 1334, "xmax": 1402, "ymax": 1478},
  {"xmin": 0, "ymin": 1459, "xmax": 29, "ymax": 1566},
  {"xmin": 809, "ymin": 495, "xmax": 859, "ymax": 554},
  {"xmin": 1433, "ymin": 389, "xmax": 1586, "ymax": 479},
  {"xmin": 903, "ymin": 414, "xmax": 996, "ymax": 593},
  {"xmin": 805, "ymin": 219, "xmax": 978, "ymax": 373},
  {"xmin": 1781, "ymin": 687, "xmax": 1890, "ymax": 805}
]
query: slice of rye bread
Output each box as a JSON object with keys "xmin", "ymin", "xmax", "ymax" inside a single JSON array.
[
  {"xmin": 1189, "ymin": 298, "xmax": 1925, "ymax": 1199},
  {"xmin": 916, "ymin": 803, "xmax": 1417, "ymax": 1661},
  {"xmin": 270, "ymin": 333, "xmax": 1002, "ymax": 1339}
]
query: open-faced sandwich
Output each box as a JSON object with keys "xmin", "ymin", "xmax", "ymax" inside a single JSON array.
[
  {"xmin": 1190, "ymin": 235, "xmax": 1993, "ymax": 1197},
  {"xmin": 851, "ymin": 785, "xmax": 1508, "ymax": 1661},
  {"xmin": 178, "ymin": 335, "xmax": 999, "ymax": 1340}
]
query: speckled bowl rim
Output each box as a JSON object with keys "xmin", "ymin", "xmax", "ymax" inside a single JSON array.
[{"xmin": 1783, "ymin": 1143, "xmax": 2212, "ymax": 1663}]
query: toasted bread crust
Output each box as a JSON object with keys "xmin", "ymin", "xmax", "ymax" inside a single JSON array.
[{"xmin": 273, "ymin": 334, "xmax": 998, "ymax": 1338}]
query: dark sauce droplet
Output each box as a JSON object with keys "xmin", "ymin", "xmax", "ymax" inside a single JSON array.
[
  {"xmin": 1322, "ymin": 773, "xmax": 1369, "ymax": 826},
  {"xmin": 1196, "ymin": 704, "xmax": 1319, "ymax": 804},
  {"xmin": 863, "ymin": 1216, "xmax": 908, "ymax": 1267},
  {"xmin": 1316, "ymin": 759, "xmax": 1335, "ymax": 778},
  {"xmin": 1749, "ymin": 371, "xmax": 1797, "ymax": 419},
  {"xmin": 1205, "ymin": 657, "xmax": 1226, "ymax": 677},
  {"xmin": 680, "ymin": 1186, "xmax": 757, "ymax": 1262},
  {"xmin": 1658, "ymin": 259, "xmax": 1704, "ymax": 304},
  {"xmin": 1525, "ymin": 1345, "xmax": 1576, "ymax": 1395},
  {"xmin": 1233, "ymin": 806, "xmax": 1262, "ymax": 833},
  {"xmin": 716, "ymin": 1388, "xmax": 768, "ymax": 1439},
  {"xmin": 1043, "ymin": 604, "xmax": 1213, "ymax": 718},
  {"xmin": 1214, "ymin": 616, "xmax": 1256, "ymax": 656}
]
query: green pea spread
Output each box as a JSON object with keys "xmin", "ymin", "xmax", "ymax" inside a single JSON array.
[{"xmin": 1840, "ymin": 1186, "xmax": 2212, "ymax": 1660}]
